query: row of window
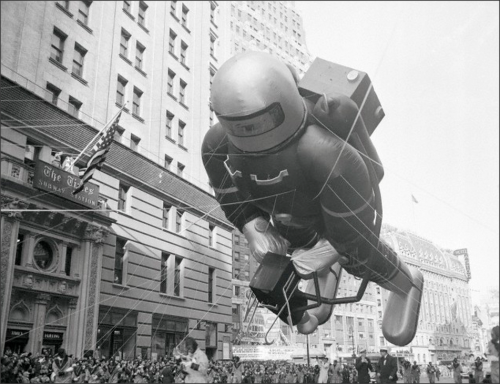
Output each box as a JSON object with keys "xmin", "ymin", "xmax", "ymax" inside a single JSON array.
[
  {"xmin": 122, "ymin": 0, "xmax": 148, "ymax": 29},
  {"xmin": 113, "ymin": 238, "xmax": 217, "ymax": 303},
  {"xmin": 170, "ymin": 1, "xmax": 190, "ymax": 29},
  {"xmin": 57, "ymin": 0, "xmax": 91, "ymax": 27}
]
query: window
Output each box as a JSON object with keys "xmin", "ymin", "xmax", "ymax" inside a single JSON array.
[
  {"xmin": 234, "ymin": 268, "xmax": 240, "ymax": 280},
  {"xmin": 120, "ymin": 29, "xmax": 131, "ymax": 57},
  {"xmin": 210, "ymin": 34, "xmax": 216, "ymax": 57},
  {"xmin": 178, "ymin": 120, "xmax": 185, "ymax": 146},
  {"xmin": 208, "ymin": 267, "xmax": 215, "ymax": 303},
  {"xmin": 175, "ymin": 209, "xmax": 183, "ymax": 232},
  {"xmin": 68, "ymin": 96, "xmax": 82, "ymax": 117},
  {"xmin": 114, "ymin": 238, "xmax": 126, "ymax": 284},
  {"xmin": 116, "ymin": 76, "xmax": 127, "ymax": 105},
  {"xmin": 234, "ymin": 251, "xmax": 240, "ymax": 261},
  {"xmin": 65, "ymin": 247, "xmax": 73, "ymax": 276},
  {"xmin": 131, "ymin": 134, "xmax": 140, "ymax": 151},
  {"xmin": 209, "ymin": 68, "xmax": 216, "ymax": 91},
  {"xmin": 160, "ymin": 252, "xmax": 169, "ymax": 293},
  {"xmin": 46, "ymin": 83, "xmax": 61, "ymax": 105},
  {"xmin": 169, "ymin": 30, "xmax": 176, "ymax": 55},
  {"xmin": 234, "ymin": 286, "xmax": 240, "ymax": 297},
  {"xmin": 138, "ymin": 1, "xmax": 147, "ymax": 26},
  {"xmin": 164, "ymin": 155, "xmax": 172, "ymax": 171},
  {"xmin": 123, "ymin": 0, "xmax": 131, "ymax": 13},
  {"xmin": 118, "ymin": 183, "xmax": 129, "ymax": 211},
  {"xmin": 210, "ymin": 2, "xmax": 217, "ymax": 24},
  {"xmin": 167, "ymin": 70, "xmax": 175, "ymax": 95},
  {"xmin": 208, "ymin": 224, "xmax": 215, "ymax": 247},
  {"xmin": 114, "ymin": 125, "xmax": 125, "ymax": 142},
  {"xmin": 166, "ymin": 111, "xmax": 174, "ymax": 138},
  {"xmin": 133, "ymin": 87, "xmax": 143, "ymax": 116},
  {"xmin": 135, "ymin": 43, "xmax": 145, "ymax": 70},
  {"xmin": 15, "ymin": 233, "xmax": 24, "ymax": 266},
  {"xmin": 180, "ymin": 41, "xmax": 187, "ymax": 65},
  {"xmin": 78, "ymin": 1, "xmax": 91, "ymax": 25},
  {"xmin": 179, "ymin": 81, "xmax": 186, "ymax": 104},
  {"xmin": 177, "ymin": 163, "xmax": 184, "ymax": 178},
  {"xmin": 170, "ymin": 0, "xmax": 177, "ymax": 16},
  {"xmin": 174, "ymin": 257, "xmax": 182, "ymax": 296},
  {"xmin": 181, "ymin": 5, "xmax": 188, "ymax": 27},
  {"xmin": 163, "ymin": 202, "xmax": 172, "ymax": 228},
  {"xmin": 72, "ymin": 43, "xmax": 87, "ymax": 77},
  {"xmin": 58, "ymin": 1, "xmax": 70, "ymax": 10},
  {"xmin": 51, "ymin": 28, "xmax": 66, "ymax": 63}
]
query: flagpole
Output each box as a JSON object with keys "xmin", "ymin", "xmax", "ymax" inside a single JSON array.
[{"xmin": 71, "ymin": 103, "xmax": 127, "ymax": 167}]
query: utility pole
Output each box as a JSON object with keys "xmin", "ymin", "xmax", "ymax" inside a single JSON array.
[
  {"xmin": 306, "ymin": 334, "xmax": 310, "ymax": 367},
  {"xmin": 349, "ymin": 326, "xmax": 356, "ymax": 358}
]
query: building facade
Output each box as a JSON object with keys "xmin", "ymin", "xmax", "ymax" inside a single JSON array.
[{"xmin": 1, "ymin": 0, "xmax": 234, "ymax": 360}]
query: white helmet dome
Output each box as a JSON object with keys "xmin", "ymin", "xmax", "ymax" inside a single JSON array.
[{"xmin": 211, "ymin": 51, "xmax": 306, "ymax": 152}]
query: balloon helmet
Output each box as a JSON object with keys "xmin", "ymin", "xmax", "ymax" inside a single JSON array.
[{"xmin": 210, "ymin": 51, "xmax": 306, "ymax": 152}]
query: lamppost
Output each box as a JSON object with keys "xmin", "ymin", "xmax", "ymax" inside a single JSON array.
[{"xmin": 349, "ymin": 326, "xmax": 356, "ymax": 358}]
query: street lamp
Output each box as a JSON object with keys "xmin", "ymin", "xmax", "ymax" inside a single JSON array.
[{"xmin": 349, "ymin": 326, "xmax": 356, "ymax": 358}]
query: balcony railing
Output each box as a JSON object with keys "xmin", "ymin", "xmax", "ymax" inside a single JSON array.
[{"xmin": 1, "ymin": 157, "xmax": 34, "ymax": 185}]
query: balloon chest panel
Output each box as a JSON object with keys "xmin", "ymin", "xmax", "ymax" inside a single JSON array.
[{"xmin": 224, "ymin": 140, "xmax": 323, "ymax": 226}]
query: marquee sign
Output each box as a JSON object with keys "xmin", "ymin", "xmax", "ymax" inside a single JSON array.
[
  {"xmin": 34, "ymin": 160, "xmax": 99, "ymax": 208},
  {"xmin": 453, "ymin": 248, "xmax": 471, "ymax": 280}
]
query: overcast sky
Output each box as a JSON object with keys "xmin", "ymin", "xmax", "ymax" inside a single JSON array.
[{"xmin": 295, "ymin": 1, "xmax": 499, "ymax": 293}]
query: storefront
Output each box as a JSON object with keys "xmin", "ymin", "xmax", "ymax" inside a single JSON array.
[
  {"xmin": 41, "ymin": 331, "xmax": 64, "ymax": 356},
  {"xmin": 4, "ymin": 329, "xmax": 30, "ymax": 355},
  {"xmin": 151, "ymin": 315, "xmax": 188, "ymax": 360},
  {"xmin": 97, "ymin": 307, "xmax": 137, "ymax": 360}
]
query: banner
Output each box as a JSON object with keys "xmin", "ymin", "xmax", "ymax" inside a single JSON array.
[
  {"xmin": 232, "ymin": 345, "xmax": 303, "ymax": 361},
  {"xmin": 34, "ymin": 160, "xmax": 99, "ymax": 208}
]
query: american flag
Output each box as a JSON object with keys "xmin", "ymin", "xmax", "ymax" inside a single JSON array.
[{"xmin": 72, "ymin": 111, "xmax": 122, "ymax": 195}]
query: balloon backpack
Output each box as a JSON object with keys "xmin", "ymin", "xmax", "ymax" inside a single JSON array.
[{"xmin": 203, "ymin": 53, "xmax": 424, "ymax": 347}]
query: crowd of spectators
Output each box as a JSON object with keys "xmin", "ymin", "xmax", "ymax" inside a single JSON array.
[{"xmin": 1, "ymin": 350, "xmax": 361, "ymax": 384}]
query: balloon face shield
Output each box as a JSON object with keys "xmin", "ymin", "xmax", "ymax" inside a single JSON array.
[{"xmin": 216, "ymin": 102, "xmax": 285, "ymax": 139}]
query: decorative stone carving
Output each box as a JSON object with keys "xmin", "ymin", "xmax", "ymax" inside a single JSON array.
[
  {"xmin": 70, "ymin": 220, "xmax": 83, "ymax": 235},
  {"xmin": 69, "ymin": 298, "xmax": 78, "ymax": 309},
  {"xmin": 36, "ymin": 293, "xmax": 51, "ymax": 304},
  {"xmin": 58, "ymin": 281, "xmax": 67, "ymax": 293},
  {"xmin": 84, "ymin": 244, "xmax": 100, "ymax": 349},
  {"xmin": 43, "ymin": 212, "xmax": 57, "ymax": 227},
  {"xmin": 0, "ymin": 195, "xmax": 28, "ymax": 219},
  {"xmin": 23, "ymin": 274, "xmax": 34, "ymax": 288},
  {"xmin": 84, "ymin": 225, "xmax": 109, "ymax": 244},
  {"xmin": 1, "ymin": 219, "xmax": 14, "ymax": 312}
]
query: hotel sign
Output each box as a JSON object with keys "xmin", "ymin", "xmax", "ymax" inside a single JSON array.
[{"xmin": 34, "ymin": 160, "xmax": 99, "ymax": 208}]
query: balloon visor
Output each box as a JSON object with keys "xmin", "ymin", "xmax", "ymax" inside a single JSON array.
[{"xmin": 215, "ymin": 102, "xmax": 285, "ymax": 138}]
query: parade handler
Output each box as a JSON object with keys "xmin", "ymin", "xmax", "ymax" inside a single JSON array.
[
  {"xmin": 174, "ymin": 337, "xmax": 209, "ymax": 383},
  {"xmin": 202, "ymin": 51, "xmax": 424, "ymax": 346}
]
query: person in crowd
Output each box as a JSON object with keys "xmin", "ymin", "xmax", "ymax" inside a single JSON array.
[
  {"xmin": 355, "ymin": 348, "xmax": 373, "ymax": 384},
  {"xmin": 435, "ymin": 365, "xmax": 440, "ymax": 382},
  {"xmin": 486, "ymin": 325, "xmax": 499, "ymax": 384},
  {"xmin": 449, "ymin": 358, "xmax": 463, "ymax": 384},
  {"xmin": 410, "ymin": 361, "xmax": 420, "ymax": 384},
  {"xmin": 401, "ymin": 359, "xmax": 412, "ymax": 383},
  {"xmin": 472, "ymin": 356, "xmax": 483, "ymax": 383},
  {"xmin": 316, "ymin": 356, "xmax": 329, "ymax": 383},
  {"xmin": 232, "ymin": 356, "xmax": 243, "ymax": 384},
  {"xmin": 426, "ymin": 362, "xmax": 436, "ymax": 384},
  {"xmin": 377, "ymin": 348, "xmax": 398, "ymax": 384},
  {"xmin": 51, "ymin": 348, "xmax": 73, "ymax": 383}
]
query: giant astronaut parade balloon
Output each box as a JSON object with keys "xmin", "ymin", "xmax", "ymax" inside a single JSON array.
[{"xmin": 202, "ymin": 51, "xmax": 424, "ymax": 346}]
